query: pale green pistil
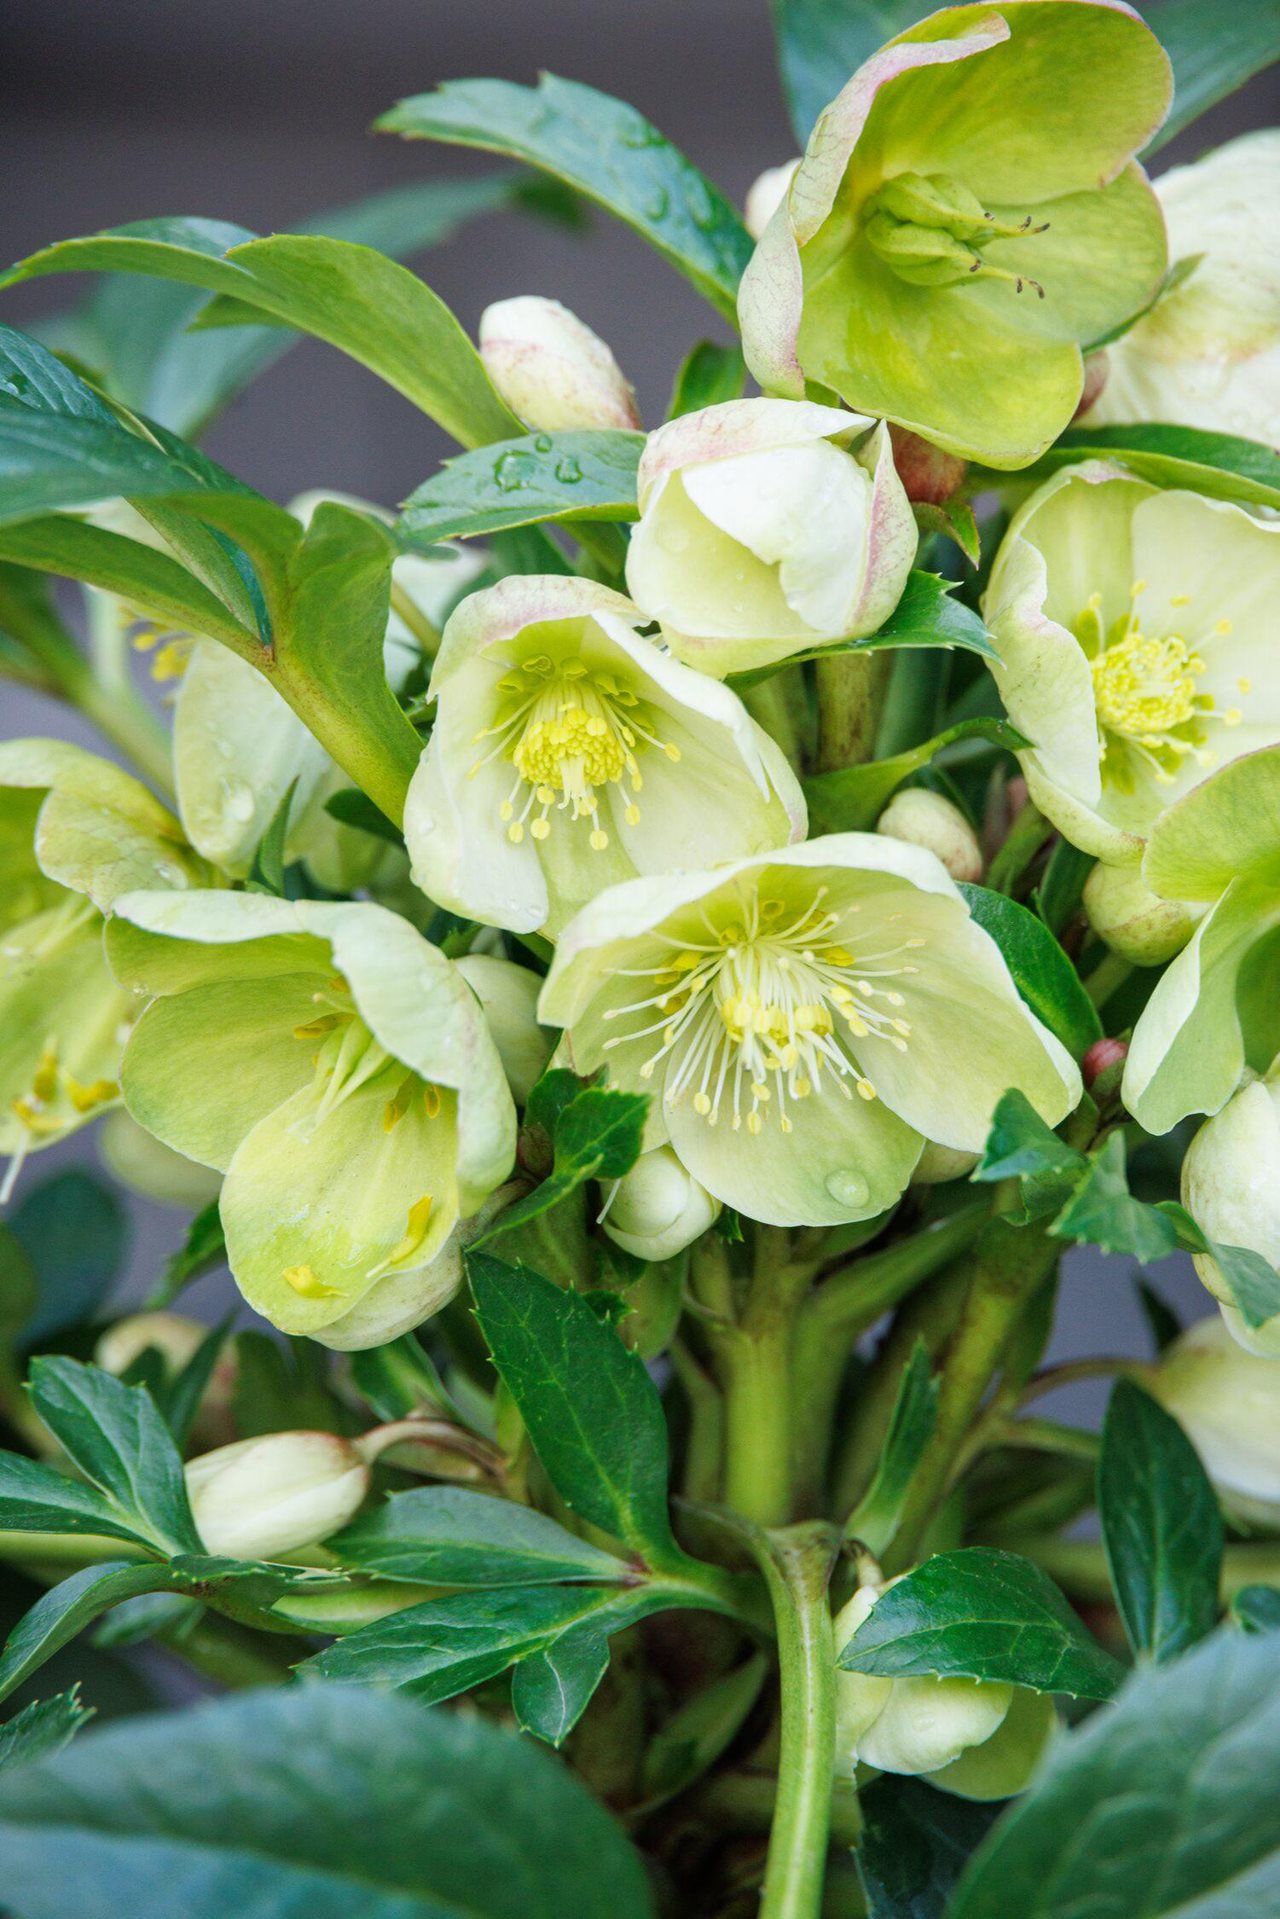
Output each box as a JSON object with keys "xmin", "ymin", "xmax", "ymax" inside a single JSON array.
[{"xmin": 864, "ymin": 171, "xmax": 1049, "ymax": 297}]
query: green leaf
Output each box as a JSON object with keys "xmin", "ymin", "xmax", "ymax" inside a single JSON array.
[
  {"xmin": 958, "ymin": 884, "xmax": 1103, "ymax": 1060},
  {"xmin": 2, "ymin": 228, "xmax": 519, "ymax": 449},
  {"xmin": 26, "ymin": 1358, "xmax": 201, "ymax": 1556},
  {"xmin": 468, "ymin": 1252, "xmax": 678, "ymax": 1561},
  {"xmin": 667, "ymin": 340, "xmax": 746, "ymax": 419},
  {"xmin": 856, "ymin": 1776, "xmax": 1000, "ymax": 1919},
  {"xmin": 244, "ymin": 778, "xmax": 297, "ymax": 897},
  {"xmin": 347, "ymin": 1333, "xmax": 472, "ymax": 1425},
  {"xmin": 1051, "ymin": 1133, "xmax": 1180, "ymax": 1262},
  {"xmin": 329, "ymin": 1486, "xmax": 630, "ymax": 1588},
  {"xmin": 0, "ymin": 1563, "xmax": 175, "ymax": 1707},
  {"xmin": 477, "ymin": 1079, "xmax": 648, "ymax": 1246},
  {"xmin": 1032, "ymin": 839, "xmax": 1094, "ymax": 938},
  {"xmin": 0, "ymin": 1692, "xmax": 92, "ymax": 1774},
  {"xmin": 974, "ymin": 1090, "xmax": 1087, "ymax": 1193},
  {"xmin": 0, "ymin": 1452, "xmax": 151, "ymax": 1548},
  {"xmin": 640, "ymin": 1653, "xmax": 769, "ymax": 1804},
  {"xmin": 1233, "ymin": 1586, "xmax": 1280, "ymax": 1635},
  {"xmin": 845, "ymin": 1341, "xmax": 938, "ymax": 1559},
  {"xmin": 1160, "ymin": 1201, "xmax": 1280, "ymax": 1331},
  {"xmin": 1033, "ymin": 424, "xmax": 1280, "ymax": 512},
  {"xmin": 322, "ymin": 787, "xmax": 404, "ymax": 846},
  {"xmin": 769, "ymin": 0, "xmax": 916, "ymax": 145},
  {"xmin": 161, "ymin": 1319, "xmax": 232, "ymax": 1453},
  {"xmin": 1098, "ymin": 1378, "xmax": 1223, "ymax": 1663},
  {"xmin": 512, "ymin": 1626, "xmax": 611, "ymax": 1747},
  {"xmin": 950, "ymin": 1628, "xmax": 1280, "ymax": 1919},
  {"xmin": 0, "ymin": 1685, "xmax": 655, "ymax": 1919},
  {"xmin": 146, "ymin": 1199, "xmax": 225, "ymax": 1309},
  {"xmin": 801, "ymin": 716, "xmax": 1028, "ymax": 835},
  {"xmin": 838, "ymin": 1547, "xmax": 1124, "ymax": 1700},
  {"xmin": 1142, "ymin": 0, "xmax": 1280, "ymax": 155},
  {"xmin": 0, "ymin": 319, "xmax": 116, "ymax": 423},
  {"xmin": 398, "ymin": 429, "xmax": 644, "ymax": 548},
  {"xmin": 377, "ymin": 74, "xmax": 753, "ymax": 320},
  {"xmin": 11, "ymin": 1170, "xmax": 127, "ymax": 1346},
  {"xmin": 230, "ymin": 1331, "xmax": 347, "ymax": 1438},
  {"xmin": 733, "ymin": 572, "xmax": 997, "ymax": 693}
]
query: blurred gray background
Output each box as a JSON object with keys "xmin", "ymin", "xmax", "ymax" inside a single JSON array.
[{"xmin": 3, "ymin": 0, "xmax": 1277, "ymax": 1419}]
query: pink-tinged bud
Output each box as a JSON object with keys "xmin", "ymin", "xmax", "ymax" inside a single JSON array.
[
  {"xmin": 877, "ymin": 789, "xmax": 983, "ymax": 883},
  {"xmin": 479, "ymin": 296, "xmax": 640, "ymax": 433},
  {"xmin": 744, "ymin": 160, "xmax": 800, "ymax": 241},
  {"xmin": 1073, "ymin": 351, "xmax": 1109, "ymax": 422},
  {"xmin": 887, "ymin": 425, "xmax": 966, "ymax": 506},
  {"xmin": 1083, "ymin": 1037, "xmax": 1128, "ymax": 1090},
  {"xmin": 185, "ymin": 1431, "xmax": 369, "ymax": 1560}
]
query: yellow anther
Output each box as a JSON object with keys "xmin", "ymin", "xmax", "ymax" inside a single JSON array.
[
  {"xmin": 590, "ymin": 827, "xmax": 610, "ymax": 851},
  {"xmin": 282, "ymin": 1265, "xmax": 342, "ymax": 1300},
  {"xmin": 293, "ymin": 1015, "xmax": 340, "ymax": 1039},
  {"xmin": 856, "ymin": 1078, "xmax": 877, "ymax": 1101},
  {"xmin": 422, "ymin": 1084, "xmax": 443, "ymax": 1119},
  {"xmin": 31, "ymin": 1046, "xmax": 59, "ymax": 1103},
  {"xmin": 65, "ymin": 1076, "xmax": 118, "ymax": 1114},
  {"xmin": 384, "ymin": 1195, "xmax": 434, "ymax": 1267}
]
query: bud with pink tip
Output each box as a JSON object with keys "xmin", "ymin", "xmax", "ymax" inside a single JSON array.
[{"xmin": 479, "ymin": 297, "xmax": 640, "ymax": 433}]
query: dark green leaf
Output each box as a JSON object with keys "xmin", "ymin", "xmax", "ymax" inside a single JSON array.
[
  {"xmin": 27, "ymin": 1358, "xmax": 201, "ymax": 1555},
  {"xmin": 329, "ymin": 1486, "xmax": 629, "ymax": 1588},
  {"xmin": 1098, "ymin": 1378, "xmax": 1222, "ymax": 1662},
  {"xmin": 322, "ymin": 787, "xmax": 404, "ymax": 846},
  {"xmin": 477, "ymin": 1081, "xmax": 647, "ymax": 1245},
  {"xmin": 12, "ymin": 1170, "xmax": 127, "ymax": 1346},
  {"xmin": 1033, "ymin": 424, "xmax": 1280, "ymax": 512},
  {"xmin": 0, "ymin": 1685, "xmax": 655, "ymax": 1919},
  {"xmin": 640, "ymin": 1653, "xmax": 769, "ymax": 1804},
  {"xmin": 244, "ymin": 777, "xmax": 297, "ymax": 897},
  {"xmin": 845, "ymin": 1341, "xmax": 938, "ymax": 1559},
  {"xmin": 0, "ymin": 1692, "xmax": 92, "ymax": 1774},
  {"xmin": 377, "ymin": 74, "xmax": 753, "ymax": 319},
  {"xmin": 230, "ymin": 1331, "xmax": 347, "ymax": 1438},
  {"xmin": 913, "ymin": 496, "xmax": 981, "ymax": 568},
  {"xmin": 347, "ymin": 1333, "xmax": 472, "ymax": 1425},
  {"xmin": 0, "ymin": 1563, "xmax": 174, "ymax": 1706},
  {"xmin": 146, "ymin": 1199, "xmax": 225, "ymax": 1309},
  {"xmin": 0, "ymin": 1452, "xmax": 149, "ymax": 1547},
  {"xmin": 512, "ymin": 1626, "xmax": 611, "ymax": 1746},
  {"xmin": 801, "ymin": 716, "xmax": 1028, "ymax": 835},
  {"xmin": 950, "ymin": 1628, "xmax": 1280, "ymax": 1919},
  {"xmin": 1233, "ymin": 1586, "xmax": 1280, "ymax": 1635},
  {"xmin": 1052, "ymin": 1134, "xmax": 1181, "ymax": 1262},
  {"xmin": 1032, "ymin": 839, "xmax": 1094, "ymax": 938},
  {"xmin": 398, "ymin": 429, "xmax": 644, "ymax": 548},
  {"xmin": 667, "ymin": 340, "xmax": 746, "ymax": 419},
  {"xmin": 769, "ymin": 0, "xmax": 914, "ymax": 145},
  {"xmin": 0, "ymin": 320, "xmax": 116, "ymax": 424},
  {"xmin": 1143, "ymin": 0, "xmax": 1280, "ymax": 154},
  {"xmin": 468, "ymin": 1252, "xmax": 677, "ymax": 1560},
  {"xmin": 857, "ymin": 1776, "xmax": 1000, "ymax": 1919},
  {"xmin": 973, "ymin": 1089, "xmax": 1087, "ymax": 1225},
  {"xmin": 958, "ymin": 884, "xmax": 1103, "ymax": 1059},
  {"xmin": 838, "ymin": 1547, "xmax": 1124, "ymax": 1699},
  {"xmin": 161, "ymin": 1318, "xmax": 232, "ymax": 1452}
]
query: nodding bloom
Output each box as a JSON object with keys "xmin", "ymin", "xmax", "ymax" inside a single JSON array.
[
  {"xmin": 107, "ymin": 892, "xmax": 519, "ymax": 1348},
  {"xmin": 403, "ymin": 575, "xmax": 806, "ymax": 939},
  {"xmin": 984, "ymin": 463, "xmax": 1280, "ymax": 868},
  {"xmin": 738, "ymin": 0, "xmax": 1170, "ymax": 468},
  {"xmin": 1151, "ymin": 1316, "xmax": 1280, "ymax": 1529},
  {"xmin": 1181, "ymin": 1054, "xmax": 1280, "ymax": 1356},
  {"xmin": 0, "ymin": 739, "xmax": 208, "ymax": 1202},
  {"xmin": 540, "ymin": 835, "xmax": 1080, "ymax": 1227}
]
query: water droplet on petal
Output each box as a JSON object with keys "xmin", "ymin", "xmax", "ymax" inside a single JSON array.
[
  {"xmin": 657, "ymin": 520, "xmax": 690, "ymax": 555},
  {"xmin": 220, "ymin": 777, "xmax": 256, "ymax": 825},
  {"xmin": 825, "ymin": 1168, "xmax": 869, "ymax": 1209}
]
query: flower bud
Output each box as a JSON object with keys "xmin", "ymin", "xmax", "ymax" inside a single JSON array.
[
  {"xmin": 1181, "ymin": 1059, "xmax": 1280, "ymax": 1351},
  {"xmin": 1150, "ymin": 1314, "xmax": 1280, "ymax": 1525},
  {"xmin": 876, "ymin": 789, "xmax": 983, "ymax": 883},
  {"xmin": 887, "ymin": 425, "xmax": 967, "ymax": 506},
  {"xmin": 95, "ymin": 1312, "xmax": 207, "ymax": 1379},
  {"xmin": 601, "ymin": 1146, "xmax": 721, "ymax": 1262},
  {"xmin": 1083, "ymin": 860, "xmax": 1202, "ymax": 966},
  {"xmin": 744, "ymin": 159, "xmax": 799, "ymax": 241},
  {"xmin": 478, "ymin": 296, "xmax": 640, "ymax": 433},
  {"xmin": 185, "ymin": 1431, "xmax": 370, "ymax": 1560},
  {"xmin": 911, "ymin": 1141, "xmax": 980, "ymax": 1186}
]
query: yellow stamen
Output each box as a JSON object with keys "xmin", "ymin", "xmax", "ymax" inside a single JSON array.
[{"xmin": 282, "ymin": 1265, "xmax": 342, "ymax": 1299}]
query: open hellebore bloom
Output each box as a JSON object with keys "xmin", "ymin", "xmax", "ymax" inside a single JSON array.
[
  {"xmin": 541, "ymin": 835, "xmax": 1079, "ymax": 1227},
  {"xmin": 404, "ymin": 575, "xmax": 805, "ymax": 938},
  {"xmin": 1087, "ymin": 131, "xmax": 1280, "ymax": 446},
  {"xmin": 984, "ymin": 464, "xmax": 1280, "ymax": 869},
  {"xmin": 624, "ymin": 399, "xmax": 914, "ymax": 679},
  {"xmin": 834, "ymin": 1582, "xmax": 1054, "ymax": 1798},
  {"xmin": 107, "ymin": 892, "xmax": 517, "ymax": 1347},
  {"xmin": 1151, "ymin": 1316, "xmax": 1280, "ymax": 1528},
  {"xmin": 0, "ymin": 739, "xmax": 208, "ymax": 1199},
  {"xmin": 1123, "ymin": 744, "xmax": 1280, "ymax": 1135},
  {"xmin": 739, "ymin": 0, "xmax": 1170, "ymax": 468},
  {"xmin": 478, "ymin": 296, "xmax": 640, "ymax": 432},
  {"xmin": 1181, "ymin": 1056, "xmax": 1280, "ymax": 1355}
]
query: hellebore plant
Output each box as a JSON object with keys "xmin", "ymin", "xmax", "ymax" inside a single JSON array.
[{"xmin": 1, "ymin": 6, "xmax": 1280, "ymax": 1919}]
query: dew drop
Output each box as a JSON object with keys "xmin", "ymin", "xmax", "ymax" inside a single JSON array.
[
  {"xmin": 824, "ymin": 1168, "xmax": 869, "ymax": 1209},
  {"xmin": 645, "ymin": 189, "xmax": 670, "ymax": 222},
  {"xmin": 533, "ymin": 433, "xmax": 553, "ymax": 454},
  {"xmin": 658, "ymin": 521, "xmax": 691, "ymax": 555},
  {"xmin": 555, "ymin": 455, "xmax": 583, "ymax": 484},
  {"xmin": 220, "ymin": 776, "xmax": 256, "ymax": 825},
  {"xmin": 494, "ymin": 450, "xmax": 529, "ymax": 493}
]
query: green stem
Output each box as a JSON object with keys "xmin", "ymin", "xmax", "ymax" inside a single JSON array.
[
  {"xmin": 688, "ymin": 1771, "xmax": 863, "ymax": 1850},
  {"xmin": 986, "ymin": 799, "xmax": 1051, "ymax": 895},
  {"xmin": 813, "ymin": 652, "xmax": 891, "ymax": 772},
  {"xmin": 719, "ymin": 1322, "xmax": 795, "ymax": 1528},
  {"xmin": 750, "ymin": 1523, "xmax": 840, "ymax": 1919},
  {"xmin": 388, "ymin": 579, "xmax": 441, "ymax": 656},
  {"xmin": 1020, "ymin": 1535, "xmax": 1280, "ymax": 1608},
  {"xmin": 1084, "ymin": 949, "xmax": 1134, "ymax": 1011},
  {"xmin": 671, "ymin": 1340, "xmax": 724, "ymax": 1506}
]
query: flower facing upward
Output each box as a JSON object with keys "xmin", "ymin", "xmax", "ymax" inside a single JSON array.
[
  {"xmin": 540, "ymin": 836, "xmax": 1080, "ymax": 1226},
  {"xmin": 404, "ymin": 575, "xmax": 805, "ymax": 938}
]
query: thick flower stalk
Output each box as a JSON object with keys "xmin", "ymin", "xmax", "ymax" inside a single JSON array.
[
  {"xmin": 984, "ymin": 463, "xmax": 1280, "ymax": 870},
  {"xmin": 541, "ymin": 835, "xmax": 1079, "ymax": 1225},
  {"xmin": 106, "ymin": 891, "xmax": 520, "ymax": 1347},
  {"xmin": 404, "ymin": 574, "xmax": 805, "ymax": 937}
]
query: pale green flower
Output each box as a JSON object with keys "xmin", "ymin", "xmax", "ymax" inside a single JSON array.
[
  {"xmin": 0, "ymin": 738, "xmax": 208, "ymax": 1198},
  {"xmin": 625, "ymin": 400, "xmax": 914, "ymax": 679},
  {"xmin": 1151, "ymin": 1315, "xmax": 1280, "ymax": 1528},
  {"xmin": 1181, "ymin": 1055, "xmax": 1280, "ymax": 1355},
  {"xmin": 984, "ymin": 463, "xmax": 1280, "ymax": 867},
  {"xmin": 404, "ymin": 574, "xmax": 805, "ymax": 939},
  {"xmin": 540, "ymin": 835, "xmax": 1080, "ymax": 1227},
  {"xmin": 1123, "ymin": 744, "xmax": 1280, "ymax": 1134},
  {"xmin": 107, "ymin": 891, "xmax": 516, "ymax": 1346},
  {"xmin": 185, "ymin": 1432, "xmax": 370, "ymax": 1559}
]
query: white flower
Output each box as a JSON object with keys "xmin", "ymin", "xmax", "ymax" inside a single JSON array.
[
  {"xmin": 185, "ymin": 1432, "xmax": 369, "ymax": 1559},
  {"xmin": 600, "ymin": 1146, "xmax": 720, "ymax": 1261},
  {"xmin": 404, "ymin": 575, "xmax": 806, "ymax": 938},
  {"xmin": 1151, "ymin": 1315, "xmax": 1280, "ymax": 1527},
  {"xmin": 624, "ymin": 399, "xmax": 916, "ymax": 679},
  {"xmin": 1086, "ymin": 131, "xmax": 1280, "ymax": 447},
  {"xmin": 540, "ymin": 835, "xmax": 1080, "ymax": 1227},
  {"xmin": 1181, "ymin": 1056, "xmax": 1280, "ymax": 1354},
  {"xmin": 478, "ymin": 296, "xmax": 640, "ymax": 432}
]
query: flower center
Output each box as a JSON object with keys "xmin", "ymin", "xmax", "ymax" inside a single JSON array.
[
  {"xmin": 602, "ymin": 889, "xmax": 924, "ymax": 1135},
  {"xmin": 864, "ymin": 170, "xmax": 1049, "ymax": 297},
  {"xmin": 1081, "ymin": 582, "xmax": 1244, "ymax": 788},
  {"xmin": 469, "ymin": 655, "xmax": 679, "ymax": 853}
]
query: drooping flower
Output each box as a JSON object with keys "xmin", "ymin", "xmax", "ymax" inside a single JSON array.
[
  {"xmin": 404, "ymin": 575, "xmax": 805, "ymax": 938},
  {"xmin": 983, "ymin": 463, "xmax": 1280, "ymax": 869},
  {"xmin": 1181, "ymin": 1055, "xmax": 1280, "ymax": 1355},
  {"xmin": 1151, "ymin": 1316, "xmax": 1280, "ymax": 1528},
  {"xmin": 739, "ymin": 0, "xmax": 1171, "ymax": 468},
  {"xmin": 0, "ymin": 738, "xmax": 209, "ymax": 1199},
  {"xmin": 1086, "ymin": 131, "xmax": 1280, "ymax": 447},
  {"xmin": 107, "ymin": 891, "xmax": 518, "ymax": 1347},
  {"xmin": 1122, "ymin": 744, "xmax": 1280, "ymax": 1134},
  {"xmin": 624, "ymin": 399, "xmax": 914, "ymax": 679},
  {"xmin": 540, "ymin": 836, "xmax": 1080, "ymax": 1227},
  {"xmin": 478, "ymin": 296, "xmax": 640, "ymax": 432}
]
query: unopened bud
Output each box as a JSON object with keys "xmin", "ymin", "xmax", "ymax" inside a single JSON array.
[
  {"xmin": 1151, "ymin": 1314, "xmax": 1280, "ymax": 1525},
  {"xmin": 95, "ymin": 1312, "xmax": 206, "ymax": 1379},
  {"xmin": 1083, "ymin": 860, "xmax": 1201, "ymax": 965},
  {"xmin": 185, "ymin": 1431, "xmax": 369, "ymax": 1559},
  {"xmin": 877, "ymin": 789, "xmax": 983, "ymax": 882},
  {"xmin": 479, "ymin": 296, "xmax": 640, "ymax": 433},
  {"xmin": 601, "ymin": 1146, "xmax": 720, "ymax": 1262},
  {"xmin": 1083, "ymin": 1037, "xmax": 1129, "ymax": 1090},
  {"xmin": 887, "ymin": 424, "xmax": 967, "ymax": 506},
  {"xmin": 1181, "ymin": 1059, "xmax": 1280, "ymax": 1350},
  {"xmin": 744, "ymin": 159, "xmax": 800, "ymax": 240}
]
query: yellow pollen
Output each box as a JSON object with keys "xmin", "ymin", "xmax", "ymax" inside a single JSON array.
[
  {"xmin": 282, "ymin": 1265, "xmax": 342, "ymax": 1300},
  {"xmin": 384, "ymin": 1195, "xmax": 434, "ymax": 1267},
  {"xmin": 64, "ymin": 1076, "xmax": 118, "ymax": 1114},
  {"xmin": 422, "ymin": 1084, "xmax": 443, "ymax": 1119}
]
